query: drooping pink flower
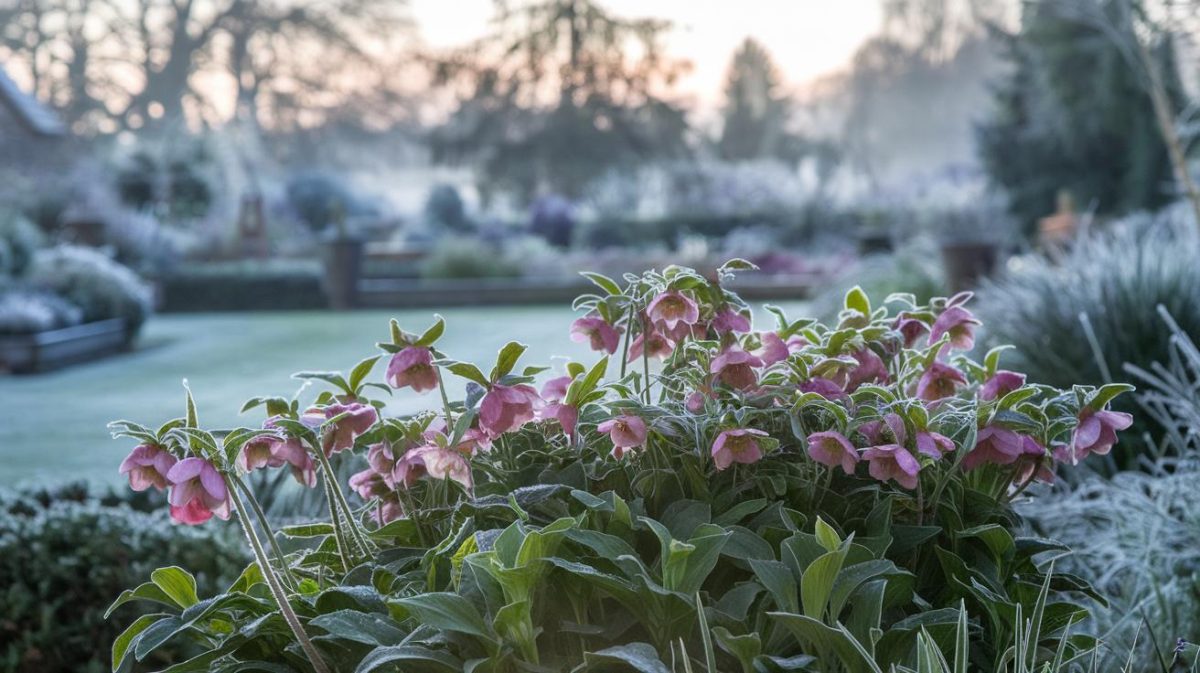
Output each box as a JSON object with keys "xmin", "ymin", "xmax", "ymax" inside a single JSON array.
[
  {"xmin": 349, "ymin": 467, "xmax": 391, "ymax": 500},
  {"xmin": 542, "ymin": 402, "xmax": 580, "ymax": 439},
  {"xmin": 980, "ymin": 370, "xmax": 1026, "ymax": 401},
  {"xmin": 915, "ymin": 430, "xmax": 955, "ymax": 459},
  {"xmin": 713, "ymin": 307, "xmax": 752, "ymax": 334},
  {"xmin": 119, "ymin": 444, "xmax": 177, "ymax": 492},
  {"xmin": 799, "ymin": 377, "xmax": 848, "ymax": 401},
  {"xmin": 916, "ymin": 362, "xmax": 967, "ymax": 401},
  {"xmin": 166, "ymin": 457, "xmax": 231, "ymax": 525},
  {"xmin": 845, "ymin": 348, "xmax": 889, "ymax": 392},
  {"xmin": 712, "ymin": 428, "xmax": 770, "ymax": 470},
  {"xmin": 628, "ymin": 328, "xmax": 675, "ymax": 361},
  {"xmin": 479, "ymin": 383, "xmax": 541, "ymax": 438},
  {"xmin": 369, "ymin": 497, "xmax": 404, "ymax": 525},
  {"xmin": 386, "ymin": 346, "xmax": 439, "ymax": 393},
  {"xmin": 893, "ymin": 313, "xmax": 929, "ymax": 348},
  {"xmin": 313, "ymin": 402, "xmax": 379, "ymax": 456},
  {"xmin": 758, "ymin": 332, "xmax": 790, "ymax": 365},
  {"xmin": 664, "ymin": 320, "xmax": 708, "ymax": 343},
  {"xmin": 686, "ymin": 390, "xmax": 707, "ymax": 413},
  {"xmin": 858, "ymin": 414, "xmax": 905, "ymax": 447},
  {"xmin": 962, "ymin": 426, "xmax": 1042, "ymax": 470},
  {"xmin": 237, "ymin": 429, "xmax": 316, "ymax": 487},
  {"xmin": 570, "ymin": 317, "xmax": 621, "ymax": 355},
  {"xmin": 929, "ymin": 306, "xmax": 980, "ymax": 351},
  {"xmin": 391, "ymin": 448, "xmax": 428, "ymax": 489},
  {"xmin": 1060, "ymin": 408, "xmax": 1134, "ymax": 464},
  {"xmin": 806, "ymin": 431, "xmax": 859, "ymax": 474},
  {"xmin": 405, "ymin": 445, "xmax": 473, "ymax": 489},
  {"xmin": 711, "ymin": 348, "xmax": 764, "ymax": 391},
  {"xmin": 862, "ymin": 444, "xmax": 920, "ymax": 489},
  {"xmin": 598, "ymin": 415, "xmax": 649, "ymax": 459},
  {"xmin": 541, "ymin": 375, "xmax": 573, "ymax": 403},
  {"xmin": 646, "ymin": 290, "xmax": 700, "ymax": 331}
]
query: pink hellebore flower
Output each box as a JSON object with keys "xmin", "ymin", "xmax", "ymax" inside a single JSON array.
[
  {"xmin": 119, "ymin": 444, "xmax": 177, "ymax": 492},
  {"xmin": 647, "ymin": 290, "xmax": 700, "ymax": 331},
  {"xmin": 962, "ymin": 426, "xmax": 1042, "ymax": 470},
  {"xmin": 386, "ymin": 346, "xmax": 439, "ymax": 393},
  {"xmin": 408, "ymin": 445, "xmax": 473, "ymax": 489},
  {"xmin": 349, "ymin": 467, "xmax": 392, "ymax": 501},
  {"xmin": 758, "ymin": 332, "xmax": 790, "ymax": 366},
  {"xmin": 915, "ymin": 430, "xmax": 955, "ymax": 459},
  {"xmin": 628, "ymin": 328, "xmax": 675, "ymax": 361},
  {"xmin": 542, "ymin": 402, "xmax": 580, "ymax": 439},
  {"xmin": 799, "ymin": 377, "xmax": 848, "ymax": 401},
  {"xmin": 237, "ymin": 430, "xmax": 316, "ymax": 487},
  {"xmin": 929, "ymin": 306, "xmax": 980, "ymax": 351},
  {"xmin": 858, "ymin": 413, "xmax": 906, "ymax": 447},
  {"xmin": 845, "ymin": 348, "xmax": 889, "ymax": 392},
  {"xmin": 391, "ymin": 449, "xmax": 428, "ymax": 489},
  {"xmin": 665, "ymin": 320, "xmax": 707, "ymax": 343},
  {"xmin": 541, "ymin": 375, "xmax": 573, "ymax": 403},
  {"xmin": 711, "ymin": 348, "xmax": 764, "ymax": 391},
  {"xmin": 807, "ymin": 431, "xmax": 859, "ymax": 475},
  {"xmin": 712, "ymin": 428, "xmax": 770, "ymax": 470},
  {"xmin": 370, "ymin": 497, "xmax": 404, "ymax": 526},
  {"xmin": 166, "ymin": 457, "xmax": 231, "ymax": 525},
  {"xmin": 570, "ymin": 317, "xmax": 621, "ymax": 355},
  {"xmin": 598, "ymin": 414, "xmax": 649, "ymax": 459},
  {"xmin": 712, "ymin": 307, "xmax": 752, "ymax": 334},
  {"xmin": 862, "ymin": 444, "xmax": 920, "ymax": 489},
  {"xmin": 479, "ymin": 383, "xmax": 541, "ymax": 438},
  {"xmin": 1064, "ymin": 408, "xmax": 1134, "ymax": 464},
  {"xmin": 893, "ymin": 313, "xmax": 929, "ymax": 348},
  {"xmin": 916, "ymin": 362, "xmax": 967, "ymax": 402},
  {"xmin": 980, "ymin": 370, "xmax": 1026, "ymax": 401},
  {"xmin": 316, "ymin": 402, "xmax": 379, "ymax": 456}
]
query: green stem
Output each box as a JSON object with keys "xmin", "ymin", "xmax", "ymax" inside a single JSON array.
[
  {"xmin": 321, "ymin": 476, "xmax": 351, "ymax": 571},
  {"xmin": 226, "ymin": 478, "xmax": 332, "ymax": 673},
  {"xmin": 619, "ymin": 301, "xmax": 635, "ymax": 379},
  {"xmin": 314, "ymin": 447, "xmax": 373, "ymax": 557},
  {"xmin": 230, "ymin": 475, "xmax": 297, "ymax": 590},
  {"xmin": 436, "ymin": 367, "xmax": 455, "ymax": 429},
  {"xmin": 640, "ymin": 316, "xmax": 652, "ymax": 405}
]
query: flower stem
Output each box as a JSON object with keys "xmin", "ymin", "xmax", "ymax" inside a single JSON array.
[
  {"xmin": 230, "ymin": 475, "xmax": 297, "ymax": 590},
  {"xmin": 619, "ymin": 300, "xmax": 635, "ymax": 379},
  {"xmin": 226, "ymin": 477, "xmax": 331, "ymax": 673},
  {"xmin": 314, "ymin": 446, "xmax": 373, "ymax": 558},
  {"xmin": 436, "ymin": 367, "xmax": 455, "ymax": 428},
  {"xmin": 320, "ymin": 475, "xmax": 351, "ymax": 571}
]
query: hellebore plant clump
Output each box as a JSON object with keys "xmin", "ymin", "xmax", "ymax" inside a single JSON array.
[{"xmin": 109, "ymin": 261, "xmax": 1132, "ymax": 673}]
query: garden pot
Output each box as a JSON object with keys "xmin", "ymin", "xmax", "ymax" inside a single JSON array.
[
  {"xmin": 940, "ymin": 241, "xmax": 999, "ymax": 292},
  {"xmin": 323, "ymin": 239, "xmax": 364, "ymax": 310},
  {"xmin": 0, "ymin": 318, "xmax": 129, "ymax": 374}
]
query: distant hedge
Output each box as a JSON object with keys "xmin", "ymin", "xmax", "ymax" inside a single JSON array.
[{"xmin": 158, "ymin": 261, "xmax": 326, "ymax": 312}]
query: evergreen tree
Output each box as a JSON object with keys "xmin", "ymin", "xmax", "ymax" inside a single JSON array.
[
  {"xmin": 977, "ymin": 0, "xmax": 1185, "ymax": 232},
  {"xmin": 718, "ymin": 38, "xmax": 791, "ymax": 161},
  {"xmin": 429, "ymin": 0, "xmax": 691, "ymax": 202}
]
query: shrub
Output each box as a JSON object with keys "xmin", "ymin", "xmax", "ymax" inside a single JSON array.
[
  {"xmin": 26, "ymin": 246, "xmax": 153, "ymax": 329},
  {"xmin": 159, "ymin": 260, "xmax": 326, "ymax": 312},
  {"xmin": 0, "ymin": 290, "xmax": 82, "ymax": 335},
  {"xmin": 285, "ymin": 173, "xmax": 378, "ymax": 233},
  {"xmin": 0, "ymin": 484, "xmax": 245, "ymax": 673},
  {"xmin": 108, "ymin": 261, "xmax": 1131, "ymax": 672},
  {"xmin": 423, "ymin": 183, "xmax": 471, "ymax": 233},
  {"xmin": 0, "ymin": 211, "xmax": 44, "ymax": 278},
  {"xmin": 419, "ymin": 236, "xmax": 522, "ymax": 280},
  {"xmin": 976, "ymin": 204, "xmax": 1200, "ymax": 469},
  {"xmin": 529, "ymin": 194, "xmax": 576, "ymax": 247}
]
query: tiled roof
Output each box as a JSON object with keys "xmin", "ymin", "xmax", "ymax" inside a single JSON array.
[{"xmin": 0, "ymin": 63, "xmax": 66, "ymax": 136}]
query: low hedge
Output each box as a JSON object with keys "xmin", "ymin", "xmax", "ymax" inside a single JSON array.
[
  {"xmin": 0, "ymin": 484, "xmax": 246, "ymax": 673},
  {"xmin": 158, "ymin": 261, "xmax": 326, "ymax": 312}
]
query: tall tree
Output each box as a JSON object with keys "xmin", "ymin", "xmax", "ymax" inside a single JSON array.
[
  {"xmin": 429, "ymin": 0, "xmax": 692, "ymax": 202},
  {"xmin": 717, "ymin": 38, "xmax": 791, "ymax": 162},
  {"xmin": 977, "ymin": 0, "xmax": 1185, "ymax": 231}
]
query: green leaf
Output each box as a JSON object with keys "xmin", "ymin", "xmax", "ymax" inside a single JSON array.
[
  {"xmin": 769, "ymin": 612, "xmax": 881, "ymax": 673},
  {"xmin": 105, "ymin": 582, "xmax": 176, "ymax": 619},
  {"xmin": 719, "ymin": 257, "xmax": 759, "ymax": 272},
  {"xmin": 581, "ymin": 271, "xmax": 623, "ymax": 295},
  {"xmin": 581, "ymin": 642, "xmax": 671, "ymax": 673},
  {"xmin": 291, "ymin": 370, "xmax": 352, "ymax": 393},
  {"xmin": 112, "ymin": 614, "xmax": 161, "ymax": 672},
  {"xmin": 1086, "ymin": 383, "xmax": 1135, "ymax": 410},
  {"xmin": 355, "ymin": 645, "xmax": 463, "ymax": 673},
  {"xmin": 566, "ymin": 356, "xmax": 609, "ymax": 405},
  {"xmin": 750, "ymin": 559, "xmax": 799, "ymax": 614},
  {"xmin": 490, "ymin": 341, "xmax": 528, "ymax": 381},
  {"xmin": 349, "ymin": 355, "xmax": 382, "ymax": 390},
  {"xmin": 713, "ymin": 627, "xmax": 761, "ymax": 673},
  {"xmin": 814, "ymin": 517, "xmax": 842, "ymax": 553},
  {"xmin": 311, "ymin": 610, "xmax": 405, "ymax": 646},
  {"xmin": 415, "ymin": 316, "xmax": 446, "ymax": 347},
  {"xmin": 392, "ymin": 592, "xmax": 494, "ymax": 642},
  {"xmin": 151, "ymin": 566, "xmax": 199, "ymax": 609},
  {"xmin": 844, "ymin": 286, "xmax": 871, "ymax": 315},
  {"xmin": 801, "ymin": 548, "xmax": 848, "ymax": 620},
  {"xmin": 448, "ymin": 362, "xmax": 490, "ymax": 386}
]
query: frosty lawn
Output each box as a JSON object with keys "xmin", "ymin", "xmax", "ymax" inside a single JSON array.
[{"xmin": 0, "ymin": 303, "xmax": 807, "ymax": 485}]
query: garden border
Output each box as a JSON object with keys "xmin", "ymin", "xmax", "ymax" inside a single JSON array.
[{"xmin": 0, "ymin": 318, "xmax": 131, "ymax": 373}]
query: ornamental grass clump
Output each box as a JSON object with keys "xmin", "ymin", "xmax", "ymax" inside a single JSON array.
[{"xmin": 109, "ymin": 261, "xmax": 1131, "ymax": 672}]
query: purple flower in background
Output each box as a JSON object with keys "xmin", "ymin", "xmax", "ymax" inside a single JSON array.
[
  {"xmin": 1061, "ymin": 408, "xmax": 1134, "ymax": 464},
  {"xmin": 570, "ymin": 317, "xmax": 621, "ymax": 355},
  {"xmin": 980, "ymin": 370, "xmax": 1026, "ymax": 401},
  {"xmin": 712, "ymin": 307, "xmax": 751, "ymax": 334},
  {"xmin": 166, "ymin": 457, "xmax": 231, "ymax": 525},
  {"xmin": 237, "ymin": 428, "xmax": 316, "ymax": 488},
  {"xmin": 479, "ymin": 383, "xmax": 541, "ymax": 438},
  {"xmin": 799, "ymin": 377, "xmax": 848, "ymax": 401},
  {"xmin": 845, "ymin": 348, "xmax": 888, "ymax": 391},
  {"xmin": 962, "ymin": 426, "xmax": 1041, "ymax": 470},
  {"xmin": 647, "ymin": 290, "xmax": 700, "ymax": 332},
  {"xmin": 598, "ymin": 415, "xmax": 649, "ymax": 459},
  {"xmin": 758, "ymin": 332, "xmax": 790, "ymax": 365},
  {"xmin": 807, "ymin": 431, "xmax": 859, "ymax": 474},
  {"xmin": 893, "ymin": 313, "xmax": 929, "ymax": 348},
  {"xmin": 929, "ymin": 306, "xmax": 980, "ymax": 351},
  {"xmin": 628, "ymin": 327, "xmax": 675, "ymax": 361},
  {"xmin": 313, "ymin": 402, "xmax": 378, "ymax": 456},
  {"xmin": 386, "ymin": 346, "xmax": 439, "ymax": 393},
  {"xmin": 712, "ymin": 428, "xmax": 770, "ymax": 470},
  {"xmin": 541, "ymin": 375, "xmax": 573, "ymax": 403},
  {"xmin": 863, "ymin": 444, "xmax": 920, "ymax": 489},
  {"xmin": 916, "ymin": 362, "xmax": 966, "ymax": 401},
  {"xmin": 711, "ymin": 348, "xmax": 764, "ymax": 391},
  {"xmin": 915, "ymin": 430, "xmax": 955, "ymax": 459},
  {"xmin": 119, "ymin": 444, "xmax": 176, "ymax": 492}
]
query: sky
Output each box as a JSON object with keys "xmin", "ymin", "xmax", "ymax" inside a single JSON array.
[{"xmin": 410, "ymin": 0, "xmax": 884, "ymax": 109}]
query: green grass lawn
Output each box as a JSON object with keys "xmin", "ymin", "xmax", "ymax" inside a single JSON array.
[{"xmin": 0, "ymin": 302, "xmax": 806, "ymax": 486}]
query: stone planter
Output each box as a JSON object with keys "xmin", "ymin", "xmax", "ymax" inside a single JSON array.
[
  {"xmin": 0, "ymin": 318, "xmax": 131, "ymax": 374},
  {"xmin": 939, "ymin": 241, "xmax": 1000, "ymax": 292},
  {"xmin": 323, "ymin": 239, "xmax": 364, "ymax": 310}
]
